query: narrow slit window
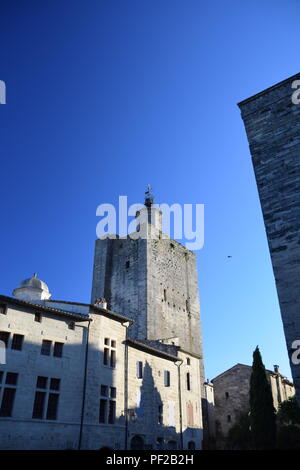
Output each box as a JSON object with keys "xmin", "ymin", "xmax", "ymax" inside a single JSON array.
[{"xmin": 187, "ymin": 372, "xmax": 191, "ymax": 391}]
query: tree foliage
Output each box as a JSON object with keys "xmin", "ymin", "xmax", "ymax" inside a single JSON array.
[
  {"xmin": 277, "ymin": 395, "xmax": 300, "ymax": 426},
  {"xmin": 249, "ymin": 346, "xmax": 276, "ymax": 449},
  {"xmin": 226, "ymin": 412, "xmax": 252, "ymax": 450}
]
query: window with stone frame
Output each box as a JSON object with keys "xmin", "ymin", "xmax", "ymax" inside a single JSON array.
[
  {"xmin": 0, "ymin": 331, "xmax": 10, "ymax": 348},
  {"xmin": 186, "ymin": 372, "xmax": 191, "ymax": 391},
  {"xmin": 103, "ymin": 338, "xmax": 116, "ymax": 368},
  {"xmin": 137, "ymin": 361, "xmax": 143, "ymax": 379},
  {"xmin": 0, "ymin": 371, "xmax": 18, "ymax": 417},
  {"xmin": 32, "ymin": 376, "xmax": 60, "ymax": 420},
  {"xmin": 41, "ymin": 340, "xmax": 52, "ymax": 356},
  {"xmin": 53, "ymin": 342, "xmax": 64, "ymax": 358},
  {"xmin": 164, "ymin": 370, "xmax": 170, "ymax": 387},
  {"xmin": 11, "ymin": 334, "xmax": 24, "ymax": 351},
  {"xmin": 0, "ymin": 304, "xmax": 7, "ymax": 315},
  {"xmin": 99, "ymin": 384, "xmax": 116, "ymax": 424},
  {"xmin": 34, "ymin": 312, "xmax": 42, "ymax": 323}
]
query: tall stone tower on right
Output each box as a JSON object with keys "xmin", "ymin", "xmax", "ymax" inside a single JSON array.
[{"xmin": 238, "ymin": 72, "xmax": 300, "ymax": 404}]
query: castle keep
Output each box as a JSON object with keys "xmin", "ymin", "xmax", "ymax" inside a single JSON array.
[{"xmin": 0, "ymin": 191, "xmax": 205, "ymax": 450}]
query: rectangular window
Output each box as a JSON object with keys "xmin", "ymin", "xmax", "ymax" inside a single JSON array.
[
  {"xmin": 53, "ymin": 342, "xmax": 63, "ymax": 358},
  {"xmin": 32, "ymin": 376, "xmax": 61, "ymax": 420},
  {"xmin": 0, "ymin": 332, "xmax": 10, "ymax": 348},
  {"xmin": 37, "ymin": 376, "xmax": 48, "ymax": 389},
  {"xmin": 110, "ymin": 349, "xmax": 116, "ymax": 368},
  {"xmin": 101, "ymin": 385, "xmax": 108, "ymax": 397},
  {"xmin": 68, "ymin": 322, "xmax": 75, "ymax": 330},
  {"xmin": 110, "ymin": 387, "xmax": 116, "ymax": 399},
  {"xmin": 137, "ymin": 361, "xmax": 143, "ymax": 379},
  {"xmin": 46, "ymin": 393, "xmax": 59, "ymax": 420},
  {"xmin": 0, "ymin": 304, "xmax": 7, "ymax": 315},
  {"xmin": 6, "ymin": 372, "xmax": 18, "ymax": 385},
  {"xmin": 186, "ymin": 372, "xmax": 191, "ymax": 391},
  {"xmin": 11, "ymin": 334, "xmax": 24, "ymax": 351},
  {"xmin": 164, "ymin": 370, "xmax": 170, "ymax": 387},
  {"xmin": 103, "ymin": 347, "xmax": 109, "ymax": 365},
  {"xmin": 32, "ymin": 391, "xmax": 46, "ymax": 419},
  {"xmin": 50, "ymin": 378, "xmax": 60, "ymax": 391},
  {"xmin": 103, "ymin": 339, "xmax": 116, "ymax": 368},
  {"xmin": 108, "ymin": 400, "xmax": 116, "ymax": 424},
  {"xmin": 41, "ymin": 340, "xmax": 51, "ymax": 356},
  {"xmin": 34, "ymin": 312, "xmax": 42, "ymax": 323},
  {"xmin": 99, "ymin": 399, "xmax": 107, "ymax": 423},
  {"xmin": 0, "ymin": 388, "xmax": 16, "ymax": 417}
]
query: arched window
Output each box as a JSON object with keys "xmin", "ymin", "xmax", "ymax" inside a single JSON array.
[
  {"xmin": 130, "ymin": 435, "xmax": 144, "ymax": 450},
  {"xmin": 188, "ymin": 441, "xmax": 195, "ymax": 450},
  {"xmin": 167, "ymin": 440, "xmax": 177, "ymax": 450},
  {"xmin": 187, "ymin": 402, "xmax": 194, "ymax": 426}
]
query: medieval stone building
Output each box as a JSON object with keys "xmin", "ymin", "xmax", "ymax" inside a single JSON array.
[
  {"xmin": 212, "ymin": 363, "xmax": 295, "ymax": 448},
  {"xmin": 0, "ymin": 192, "xmax": 204, "ymax": 450}
]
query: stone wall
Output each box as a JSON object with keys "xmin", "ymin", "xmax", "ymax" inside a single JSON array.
[
  {"xmin": 212, "ymin": 364, "xmax": 295, "ymax": 446},
  {"xmin": 238, "ymin": 73, "xmax": 300, "ymax": 403},
  {"xmin": 0, "ymin": 298, "xmax": 203, "ymax": 450}
]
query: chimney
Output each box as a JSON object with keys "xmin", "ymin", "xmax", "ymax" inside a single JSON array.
[
  {"xmin": 273, "ymin": 364, "xmax": 279, "ymax": 373},
  {"xmin": 94, "ymin": 298, "xmax": 107, "ymax": 309}
]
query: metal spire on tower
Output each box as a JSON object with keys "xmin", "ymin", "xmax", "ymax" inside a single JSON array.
[{"xmin": 144, "ymin": 184, "xmax": 154, "ymax": 207}]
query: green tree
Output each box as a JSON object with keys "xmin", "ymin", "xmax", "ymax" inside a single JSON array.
[
  {"xmin": 249, "ymin": 346, "xmax": 276, "ymax": 449},
  {"xmin": 276, "ymin": 396, "xmax": 300, "ymax": 449},
  {"xmin": 226, "ymin": 412, "xmax": 252, "ymax": 450},
  {"xmin": 277, "ymin": 395, "xmax": 300, "ymax": 426}
]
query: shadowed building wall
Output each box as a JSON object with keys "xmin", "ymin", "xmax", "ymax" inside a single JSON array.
[{"xmin": 238, "ymin": 73, "xmax": 300, "ymax": 403}]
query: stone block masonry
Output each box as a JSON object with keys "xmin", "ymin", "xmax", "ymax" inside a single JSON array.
[{"xmin": 238, "ymin": 73, "xmax": 300, "ymax": 404}]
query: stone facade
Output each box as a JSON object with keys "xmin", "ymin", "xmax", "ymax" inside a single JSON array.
[
  {"xmin": 212, "ymin": 363, "xmax": 295, "ymax": 446},
  {"xmin": 238, "ymin": 73, "xmax": 300, "ymax": 404},
  {"xmin": 0, "ymin": 294, "xmax": 203, "ymax": 450},
  {"xmin": 91, "ymin": 202, "xmax": 205, "ymax": 393}
]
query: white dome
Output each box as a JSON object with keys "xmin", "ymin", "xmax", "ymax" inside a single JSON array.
[{"xmin": 13, "ymin": 273, "xmax": 52, "ymax": 301}]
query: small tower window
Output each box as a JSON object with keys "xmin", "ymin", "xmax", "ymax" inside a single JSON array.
[
  {"xmin": 186, "ymin": 372, "xmax": 191, "ymax": 391},
  {"xmin": 137, "ymin": 361, "xmax": 143, "ymax": 379},
  {"xmin": 125, "ymin": 261, "xmax": 130, "ymax": 269},
  {"xmin": 227, "ymin": 414, "xmax": 231, "ymax": 423},
  {"xmin": 225, "ymin": 392, "xmax": 229, "ymax": 399},
  {"xmin": 35, "ymin": 312, "xmax": 42, "ymax": 323},
  {"xmin": 163, "ymin": 289, "xmax": 167, "ymax": 301},
  {"xmin": 164, "ymin": 371, "xmax": 170, "ymax": 387},
  {"xmin": 68, "ymin": 322, "xmax": 75, "ymax": 330}
]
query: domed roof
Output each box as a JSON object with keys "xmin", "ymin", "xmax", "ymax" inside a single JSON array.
[{"xmin": 18, "ymin": 273, "xmax": 49, "ymax": 293}]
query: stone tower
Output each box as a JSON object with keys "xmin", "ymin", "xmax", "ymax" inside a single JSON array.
[
  {"xmin": 91, "ymin": 189, "xmax": 204, "ymax": 358},
  {"xmin": 238, "ymin": 73, "xmax": 300, "ymax": 404}
]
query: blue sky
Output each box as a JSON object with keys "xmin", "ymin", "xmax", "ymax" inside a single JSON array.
[{"xmin": 1, "ymin": 0, "xmax": 299, "ymax": 380}]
